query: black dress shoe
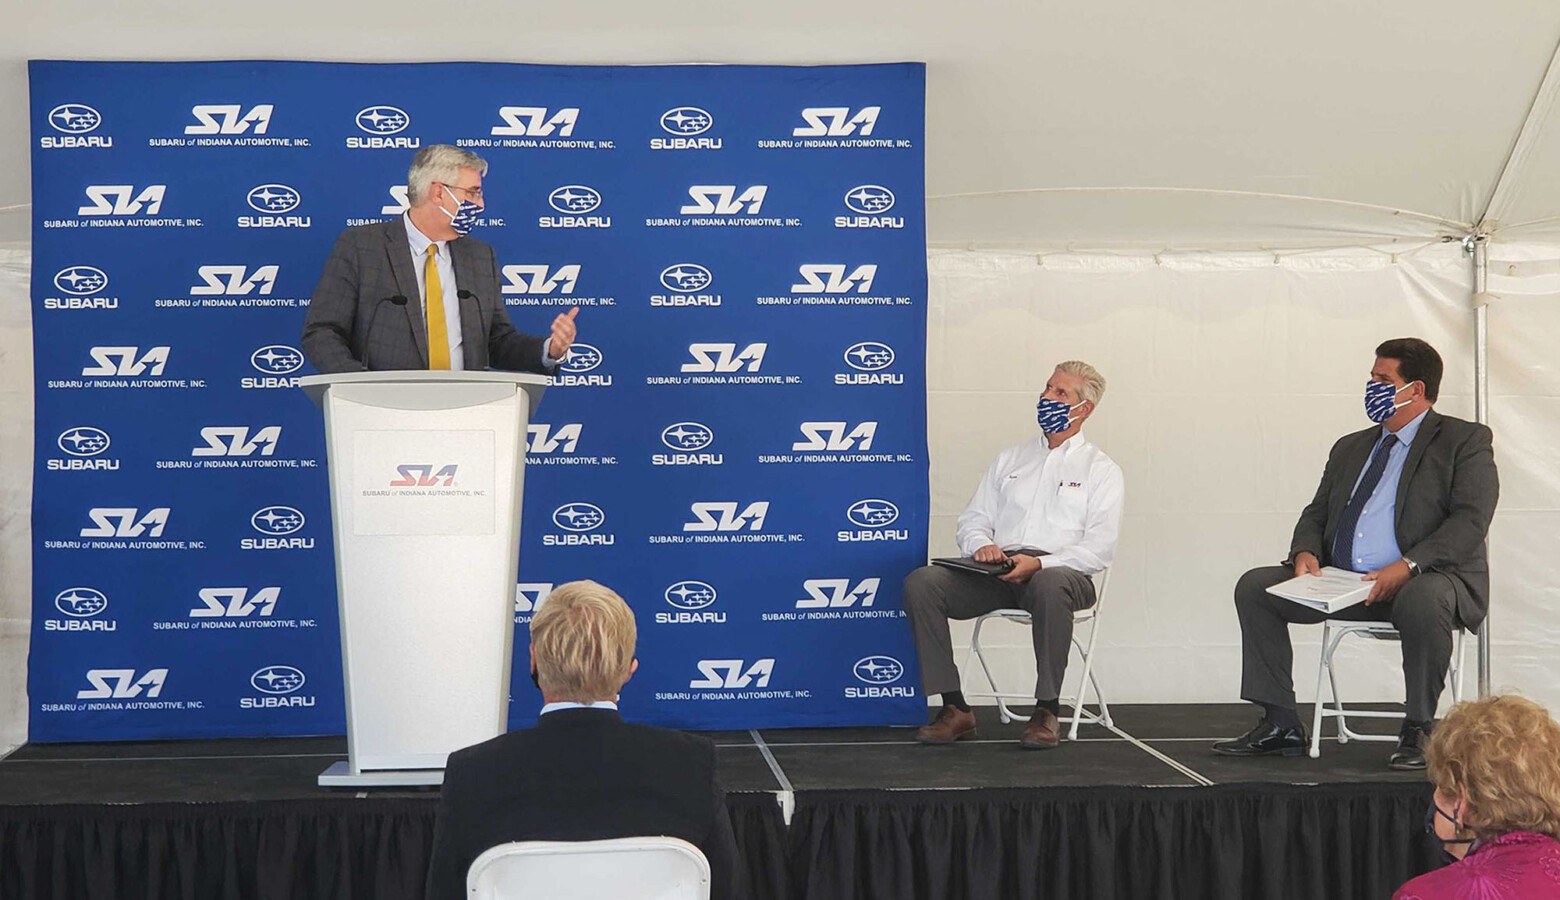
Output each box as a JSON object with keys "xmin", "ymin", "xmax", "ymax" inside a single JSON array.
[
  {"xmin": 1212, "ymin": 720, "xmax": 1307, "ymax": 757},
  {"xmin": 1388, "ymin": 721, "xmax": 1430, "ymax": 770}
]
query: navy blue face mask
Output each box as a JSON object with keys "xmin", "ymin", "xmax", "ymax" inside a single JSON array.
[
  {"xmin": 1036, "ymin": 396, "xmax": 1083, "ymax": 435},
  {"xmin": 1365, "ymin": 380, "xmax": 1417, "ymax": 423},
  {"xmin": 436, "ymin": 183, "xmax": 483, "ymax": 236}
]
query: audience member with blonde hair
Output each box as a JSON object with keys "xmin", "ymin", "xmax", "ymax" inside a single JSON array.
[
  {"xmin": 1393, "ymin": 694, "xmax": 1560, "ymax": 899},
  {"xmin": 425, "ymin": 580, "xmax": 739, "ymax": 899}
]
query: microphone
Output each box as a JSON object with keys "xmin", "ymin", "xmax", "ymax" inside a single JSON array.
[
  {"xmin": 385, "ymin": 295, "xmax": 408, "ymax": 306},
  {"xmin": 457, "ymin": 289, "xmax": 475, "ymax": 301}
]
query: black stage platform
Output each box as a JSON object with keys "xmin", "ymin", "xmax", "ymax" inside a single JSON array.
[{"xmin": 0, "ymin": 704, "xmax": 1443, "ymax": 900}]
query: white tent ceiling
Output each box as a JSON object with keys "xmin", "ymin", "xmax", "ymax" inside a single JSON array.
[{"xmin": 4, "ymin": 0, "xmax": 1560, "ymax": 248}]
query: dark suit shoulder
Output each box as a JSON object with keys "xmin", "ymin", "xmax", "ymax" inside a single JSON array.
[
  {"xmin": 448, "ymin": 233, "xmax": 497, "ymax": 259},
  {"xmin": 333, "ymin": 218, "xmax": 402, "ymax": 245},
  {"xmin": 1424, "ymin": 411, "xmax": 1488, "ymax": 442},
  {"xmin": 1329, "ymin": 425, "xmax": 1380, "ymax": 457}
]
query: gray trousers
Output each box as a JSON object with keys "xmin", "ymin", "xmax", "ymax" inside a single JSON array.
[
  {"xmin": 1234, "ymin": 565, "xmax": 1459, "ymax": 723},
  {"xmin": 902, "ymin": 563, "xmax": 1097, "ymax": 702}
]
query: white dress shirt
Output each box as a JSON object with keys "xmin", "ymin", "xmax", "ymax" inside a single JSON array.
[
  {"xmin": 539, "ymin": 700, "xmax": 619, "ymax": 716},
  {"xmin": 402, "ymin": 214, "xmax": 564, "ymax": 371},
  {"xmin": 956, "ymin": 432, "xmax": 1125, "ymax": 576},
  {"xmin": 402, "ymin": 214, "xmax": 465, "ymax": 370}
]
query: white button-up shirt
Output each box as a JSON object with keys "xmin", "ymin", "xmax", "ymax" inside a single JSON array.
[
  {"xmin": 402, "ymin": 214, "xmax": 564, "ymax": 371},
  {"xmin": 403, "ymin": 214, "xmax": 465, "ymax": 371},
  {"xmin": 955, "ymin": 432, "xmax": 1125, "ymax": 575}
]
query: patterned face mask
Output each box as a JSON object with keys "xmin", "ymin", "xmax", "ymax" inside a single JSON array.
[
  {"xmin": 1365, "ymin": 380, "xmax": 1417, "ymax": 423},
  {"xmin": 437, "ymin": 184, "xmax": 483, "ymax": 236},
  {"xmin": 1036, "ymin": 396, "xmax": 1082, "ymax": 435}
]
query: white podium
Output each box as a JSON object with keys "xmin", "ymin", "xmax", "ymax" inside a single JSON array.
[{"xmin": 300, "ymin": 371, "xmax": 548, "ymax": 787}]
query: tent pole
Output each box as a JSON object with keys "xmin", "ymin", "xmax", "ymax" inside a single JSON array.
[{"xmin": 1472, "ymin": 235, "xmax": 1491, "ymax": 698}]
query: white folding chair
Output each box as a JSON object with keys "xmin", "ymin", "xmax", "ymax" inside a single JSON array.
[
  {"xmin": 961, "ymin": 567, "xmax": 1113, "ymax": 740},
  {"xmin": 1307, "ymin": 621, "xmax": 1467, "ymax": 759},
  {"xmin": 466, "ymin": 836, "xmax": 710, "ymax": 900}
]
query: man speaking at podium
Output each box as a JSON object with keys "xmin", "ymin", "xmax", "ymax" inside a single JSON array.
[{"xmin": 301, "ymin": 145, "xmax": 578, "ymax": 373}]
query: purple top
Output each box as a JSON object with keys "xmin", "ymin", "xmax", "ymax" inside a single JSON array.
[{"xmin": 1394, "ymin": 831, "xmax": 1560, "ymax": 900}]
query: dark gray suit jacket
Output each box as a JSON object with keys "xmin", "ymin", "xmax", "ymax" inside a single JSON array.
[
  {"xmin": 300, "ymin": 220, "xmax": 549, "ymax": 373},
  {"xmin": 1288, "ymin": 409, "xmax": 1499, "ymax": 630}
]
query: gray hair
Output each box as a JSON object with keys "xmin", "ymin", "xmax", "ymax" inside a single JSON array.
[
  {"xmin": 1055, "ymin": 360, "xmax": 1107, "ymax": 406},
  {"xmin": 406, "ymin": 144, "xmax": 489, "ymax": 205}
]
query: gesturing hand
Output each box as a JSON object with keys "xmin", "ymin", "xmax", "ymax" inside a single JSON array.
[{"xmin": 548, "ymin": 307, "xmax": 579, "ymax": 360}]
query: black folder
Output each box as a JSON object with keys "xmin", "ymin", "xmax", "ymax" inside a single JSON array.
[{"xmin": 930, "ymin": 556, "xmax": 1015, "ymax": 576}]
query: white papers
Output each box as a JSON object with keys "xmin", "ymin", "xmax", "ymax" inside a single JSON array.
[{"xmin": 1266, "ymin": 567, "xmax": 1372, "ymax": 613}]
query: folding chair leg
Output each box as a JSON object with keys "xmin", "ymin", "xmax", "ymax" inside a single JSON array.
[
  {"xmin": 1309, "ymin": 624, "xmax": 1332, "ymax": 759},
  {"xmin": 1325, "ymin": 630, "xmax": 1351, "ymax": 743},
  {"xmin": 1068, "ymin": 618, "xmax": 1101, "ymax": 741}
]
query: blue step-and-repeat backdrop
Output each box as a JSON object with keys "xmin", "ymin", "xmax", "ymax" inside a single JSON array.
[{"xmin": 28, "ymin": 60, "xmax": 929, "ymax": 741}]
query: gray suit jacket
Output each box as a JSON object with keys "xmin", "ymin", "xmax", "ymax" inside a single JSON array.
[
  {"xmin": 1288, "ymin": 409, "xmax": 1499, "ymax": 630},
  {"xmin": 300, "ymin": 220, "xmax": 549, "ymax": 373}
]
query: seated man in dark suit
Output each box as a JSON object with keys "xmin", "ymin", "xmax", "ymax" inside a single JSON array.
[
  {"xmin": 424, "ymin": 580, "xmax": 739, "ymax": 899},
  {"xmin": 1214, "ymin": 338, "xmax": 1498, "ymax": 769},
  {"xmin": 302, "ymin": 144, "xmax": 578, "ymax": 373}
]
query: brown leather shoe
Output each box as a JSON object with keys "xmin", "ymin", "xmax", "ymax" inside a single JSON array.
[
  {"xmin": 1020, "ymin": 708, "xmax": 1061, "ymax": 750},
  {"xmin": 916, "ymin": 704, "xmax": 977, "ymax": 744}
]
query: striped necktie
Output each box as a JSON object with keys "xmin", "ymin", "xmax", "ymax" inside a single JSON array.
[{"xmin": 1331, "ymin": 433, "xmax": 1399, "ymax": 571}]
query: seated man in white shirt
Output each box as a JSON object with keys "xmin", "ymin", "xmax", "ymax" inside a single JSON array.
[{"xmin": 904, "ymin": 360, "xmax": 1124, "ymax": 749}]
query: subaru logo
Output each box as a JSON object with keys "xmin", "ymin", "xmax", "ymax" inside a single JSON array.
[
  {"xmin": 54, "ymin": 587, "xmax": 108, "ymax": 618},
  {"xmin": 853, "ymin": 655, "xmax": 905, "ymax": 684},
  {"xmin": 844, "ymin": 341, "xmax": 895, "ymax": 371},
  {"xmin": 661, "ymin": 422, "xmax": 714, "ymax": 452},
  {"xmin": 548, "ymin": 185, "xmax": 602, "ymax": 214},
  {"xmin": 660, "ymin": 107, "xmax": 713, "ymax": 136},
  {"xmin": 355, "ymin": 105, "xmax": 409, "ymax": 135},
  {"xmin": 251, "ymin": 505, "xmax": 305, "ymax": 535},
  {"xmin": 250, "ymin": 345, "xmax": 304, "ymax": 374},
  {"xmin": 247, "ymin": 184, "xmax": 301, "ymax": 214},
  {"xmin": 53, "ymin": 265, "xmax": 109, "ymax": 295},
  {"xmin": 48, "ymin": 103, "xmax": 102, "ymax": 134},
  {"xmin": 664, "ymin": 580, "xmax": 717, "ymax": 610},
  {"xmin": 552, "ymin": 502, "xmax": 605, "ymax": 532},
  {"xmin": 847, "ymin": 499, "xmax": 900, "ymax": 528},
  {"xmin": 251, "ymin": 665, "xmax": 306, "ymax": 695},
  {"xmin": 559, "ymin": 342, "xmax": 602, "ymax": 373},
  {"xmin": 844, "ymin": 185, "xmax": 896, "ymax": 214},
  {"xmin": 57, "ymin": 426, "xmax": 111, "ymax": 457},
  {"xmin": 659, "ymin": 264, "xmax": 713, "ymax": 294}
]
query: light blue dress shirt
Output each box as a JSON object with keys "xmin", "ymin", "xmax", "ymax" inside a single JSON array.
[{"xmin": 1343, "ymin": 410, "xmax": 1428, "ymax": 573}]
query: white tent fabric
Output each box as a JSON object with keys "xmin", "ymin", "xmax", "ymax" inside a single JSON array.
[{"xmin": 4, "ymin": 1, "xmax": 1560, "ymax": 743}]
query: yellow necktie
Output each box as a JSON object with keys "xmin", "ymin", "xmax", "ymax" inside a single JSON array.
[{"xmin": 424, "ymin": 246, "xmax": 451, "ymax": 370}]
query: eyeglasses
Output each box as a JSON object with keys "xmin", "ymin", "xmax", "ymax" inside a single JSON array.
[{"xmin": 439, "ymin": 182, "xmax": 484, "ymax": 200}]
